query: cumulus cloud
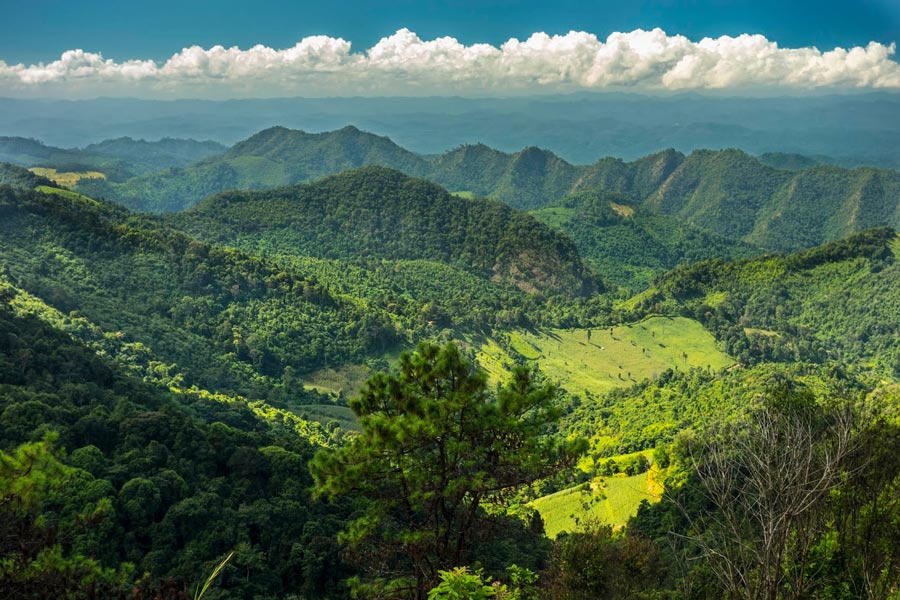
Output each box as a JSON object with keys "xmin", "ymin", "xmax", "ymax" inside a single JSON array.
[{"xmin": 1, "ymin": 28, "xmax": 899, "ymax": 97}]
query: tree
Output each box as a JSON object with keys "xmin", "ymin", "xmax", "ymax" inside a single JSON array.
[
  {"xmin": 310, "ymin": 342, "xmax": 584, "ymax": 599},
  {"xmin": 680, "ymin": 382, "xmax": 858, "ymax": 600}
]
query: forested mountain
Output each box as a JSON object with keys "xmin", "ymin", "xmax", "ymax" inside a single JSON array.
[
  {"xmin": 0, "ymin": 136, "xmax": 224, "ymax": 181},
  {"xmin": 0, "ymin": 282, "xmax": 353, "ymax": 598},
  {"xmin": 429, "ymin": 143, "xmax": 581, "ymax": 209},
  {"xmin": 0, "ymin": 162, "xmax": 53, "ymax": 189},
  {"xmin": 71, "ymin": 127, "xmax": 900, "ymax": 258},
  {"xmin": 83, "ymin": 136, "xmax": 226, "ymax": 171},
  {"xmin": 0, "ymin": 184, "xmax": 397, "ymax": 397},
  {"xmin": 168, "ymin": 166, "xmax": 597, "ymax": 297},
  {"xmin": 531, "ymin": 189, "xmax": 763, "ymax": 290},
  {"xmin": 629, "ymin": 227, "xmax": 900, "ymax": 375},
  {"xmin": 77, "ymin": 126, "xmax": 428, "ymax": 212}
]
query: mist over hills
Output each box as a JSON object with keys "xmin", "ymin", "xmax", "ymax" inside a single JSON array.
[
  {"xmin": 0, "ymin": 135, "xmax": 225, "ymax": 180},
  {"xmin": 2, "ymin": 93, "xmax": 899, "ymax": 167}
]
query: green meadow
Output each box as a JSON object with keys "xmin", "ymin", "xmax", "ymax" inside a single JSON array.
[
  {"xmin": 476, "ymin": 316, "xmax": 733, "ymax": 397},
  {"xmin": 531, "ymin": 468, "xmax": 663, "ymax": 537}
]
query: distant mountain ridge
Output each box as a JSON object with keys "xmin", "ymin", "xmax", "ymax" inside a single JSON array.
[
  {"xmin": 3, "ymin": 94, "xmax": 899, "ymax": 166},
  {"xmin": 0, "ymin": 135, "xmax": 225, "ymax": 180},
  {"xmin": 71, "ymin": 126, "xmax": 900, "ymax": 254}
]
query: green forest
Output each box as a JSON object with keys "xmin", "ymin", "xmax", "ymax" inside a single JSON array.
[{"xmin": 2, "ymin": 116, "xmax": 900, "ymax": 600}]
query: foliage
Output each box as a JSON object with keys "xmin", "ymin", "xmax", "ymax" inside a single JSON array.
[
  {"xmin": 427, "ymin": 568, "xmax": 499, "ymax": 600},
  {"xmin": 0, "ymin": 184, "xmax": 396, "ymax": 397},
  {"xmin": 311, "ymin": 342, "xmax": 585, "ymax": 598},
  {"xmin": 192, "ymin": 551, "xmax": 234, "ymax": 600},
  {"xmin": 639, "ymin": 227, "xmax": 900, "ymax": 375},
  {"xmin": 633, "ymin": 376, "xmax": 900, "ymax": 600},
  {"xmin": 168, "ymin": 166, "xmax": 598, "ymax": 297},
  {"xmin": 0, "ymin": 294, "xmax": 351, "ymax": 598},
  {"xmin": 541, "ymin": 522, "xmax": 665, "ymax": 600}
]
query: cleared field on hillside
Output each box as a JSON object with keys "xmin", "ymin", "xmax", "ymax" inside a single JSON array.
[
  {"xmin": 303, "ymin": 348, "xmax": 404, "ymax": 398},
  {"xmin": 291, "ymin": 404, "xmax": 359, "ymax": 431},
  {"xmin": 477, "ymin": 316, "xmax": 733, "ymax": 397},
  {"xmin": 36, "ymin": 185, "xmax": 103, "ymax": 206},
  {"xmin": 532, "ymin": 468, "xmax": 662, "ymax": 537},
  {"xmin": 30, "ymin": 167, "xmax": 105, "ymax": 187}
]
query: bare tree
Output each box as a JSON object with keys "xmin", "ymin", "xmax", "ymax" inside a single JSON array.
[{"xmin": 677, "ymin": 393, "xmax": 858, "ymax": 600}]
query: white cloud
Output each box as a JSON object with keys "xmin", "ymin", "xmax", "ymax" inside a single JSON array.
[{"xmin": 1, "ymin": 28, "xmax": 899, "ymax": 97}]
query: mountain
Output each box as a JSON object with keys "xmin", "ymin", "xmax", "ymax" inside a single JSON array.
[
  {"xmin": 429, "ymin": 144, "xmax": 581, "ymax": 209},
  {"xmin": 168, "ymin": 166, "xmax": 598, "ymax": 298},
  {"xmin": 0, "ymin": 135, "xmax": 225, "ymax": 181},
  {"xmin": 641, "ymin": 148, "xmax": 792, "ymax": 240},
  {"xmin": 628, "ymin": 227, "xmax": 900, "ymax": 375},
  {"xmin": 82, "ymin": 136, "xmax": 225, "ymax": 170},
  {"xmin": 531, "ymin": 188, "xmax": 763, "ymax": 291},
  {"xmin": 76, "ymin": 126, "xmax": 428, "ymax": 212},
  {"xmin": 74, "ymin": 128, "xmax": 900, "ymax": 261}
]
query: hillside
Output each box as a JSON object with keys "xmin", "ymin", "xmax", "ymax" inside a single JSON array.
[
  {"xmin": 168, "ymin": 166, "xmax": 598, "ymax": 297},
  {"xmin": 629, "ymin": 227, "xmax": 900, "ymax": 375},
  {"xmin": 429, "ymin": 143, "xmax": 581, "ymax": 209},
  {"xmin": 0, "ymin": 282, "xmax": 350, "ymax": 598},
  {"xmin": 78, "ymin": 126, "xmax": 429, "ymax": 212},
  {"xmin": 531, "ymin": 189, "xmax": 763, "ymax": 290},
  {"xmin": 0, "ymin": 184, "xmax": 398, "ymax": 397}
]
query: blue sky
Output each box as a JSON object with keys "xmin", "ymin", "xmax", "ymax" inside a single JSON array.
[
  {"xmin": 1, "ymin": 0, "xmax": 898, "ymax": 64},
  {"xmin": 1, "ymin": 0, "xmax": 898, "ymax": 98}
]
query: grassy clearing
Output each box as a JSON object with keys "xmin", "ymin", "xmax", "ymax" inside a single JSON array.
[
  {"xmin": 30, "ymin": 167, "xmax": 105, "ymax": 187},
  {"xmin": 451, "ymin": 190, "xmax": 475, "ymax": 199},
  {"xmin": 493, "ymin": 317, "xmax": 732, "ymax": 397},
  {"xmin": 744, "ymin": 327, "xmax": 780, "ymax": 337},
  {"xmin": 467, "ymin": 335, "xmax": 515, "ymax": 386},
  {"xmin": 532, "ymin": 468, "xmax": 663, "ymax": 537},
  {"xmin": 291, "ymin": 404, "xmax": 359, "ymax": 431},
  {"xmin": 36, "ymin": 185, "xmax": 103, "ymax": 207},
  {"xmin": 303, "ymin": 349, "xmax": 404, "ymax": 398},
  {"xmin": 609, "ymin": 202, "xmax": 634, "ymax": 217}
]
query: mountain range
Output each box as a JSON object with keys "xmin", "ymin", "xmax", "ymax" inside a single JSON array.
[
  {"xmin": 56, "ymin": 125, "xmax": 899, "ymax": 258},
  {"xmin": 2, "ymin": 116, "xmax": 900, "ymax": 597},
  {"xmin": 3, "ymin": 94, "xmax": 899, "ymax": 167}
]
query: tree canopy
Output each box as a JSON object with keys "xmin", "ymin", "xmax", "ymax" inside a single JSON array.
[{"xmin": 310, "ymin": 342, "xmax": 585, "ymax": 598}]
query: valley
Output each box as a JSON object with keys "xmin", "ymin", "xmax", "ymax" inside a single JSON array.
[{"xmin": 1, "ymin": 117, "xmax": 899, "ymax": 599}]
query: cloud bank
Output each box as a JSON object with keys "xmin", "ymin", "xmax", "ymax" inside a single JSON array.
[{"xmin": 2, "ymin": 28, "xmax": 899, "ymax": 98}]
